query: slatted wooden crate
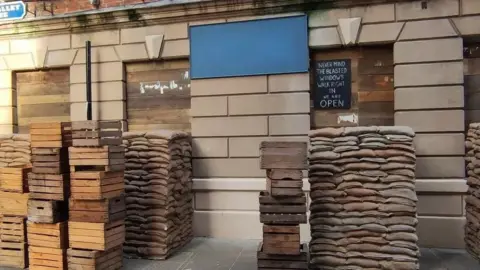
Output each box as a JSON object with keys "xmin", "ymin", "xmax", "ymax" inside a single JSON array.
[
  {"xmin": 259, "ymin": 192, "xmax": 307, "ymax": 225},
  {"xmin": 28, "ymin": 172, "xmax": 69, "ymax": 201},
  {"xmin": 69, "ymin": 220, "xmax": 125, "ymax": 251},
  {"xmin": 263, "ymin": 225, "xmax": 300, "ymax": 255},
  {"xmin": 266, "ymin": 177, "xmax": 303, "ymax": 197},
  {"xmin": 29, "ymin": 246, "xmax": 66, "ymax": 270},
  {"xmin": 257, "ymin": 242, "xmax": 308, "ymax": 270},
  {"xmin": 0, "ymin": 191, "xmax": 28, "ymax": 216},
  {"xmin": 0, "ymin": 241, "xmax": 27, "ymax": 268},
  {"xmin": 0, "ymin": 167, "xmax": 31, "ymax": 193},
  {"xmin": 27, "ymin": 200, "xmax": 68, "ymax": 223},
  {"xmin": 31, "ymin": 147, "xmax": 69, "ymax": 175},
  {"xmin": 70, "ymin": 171, "xmax": 124, "ymax": 200},
  {"xmin": 71, "ymin": 121, "xmax": 122, "ymax": 147},
  {"xmin": 69, "ymin": 146, "xmax": 125, "ymax": 172},
  {"xmin": 67, "ymin": 245, "xmax": 123, "ymax": 270},
  {"xmin": 27, "ymin": 221, "xmax": 67, "ymax": 249},
  {"xmin": 260, "ymin": 141, "xmax": 308, "ymax": 170},
  {"xmin": 0, "ymin": 216, "xmax": 26, "ymax": 243},
  {"xmin": 69, "ymin": 196, "xmax": 126, "ymax": 223},
  {"xmin": 30, "ymin": 122, "xmax": 72, "ymax": 148}
]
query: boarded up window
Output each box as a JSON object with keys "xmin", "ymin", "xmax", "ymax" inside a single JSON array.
[
  {"xmin": 126, "ymin": 60, "xmax": 191, "ymax": 131},
  {"xmin": 15, "ymin": 69, "xmax": 70, "ymax": 134},
  {"xmin": 465, "ymin": 43, "xmax": 480, "ymax": 127},
  {"xmin": 311, "ymin": 47, "xmax": 394, "ymax": 129}
]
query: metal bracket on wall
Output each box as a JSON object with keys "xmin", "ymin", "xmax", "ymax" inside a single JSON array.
[{"xmin": 26, "ymin": 2, "xmax": 54, "ymax": 17}]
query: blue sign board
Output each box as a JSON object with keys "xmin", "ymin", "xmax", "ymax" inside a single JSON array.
[
  {"xmin": 0, "ymin": 1, "xmax": 26, "ymax": 22},
  {"xmin": 189, "ymin": 15, "xmax": 309, "ymax": 79}
]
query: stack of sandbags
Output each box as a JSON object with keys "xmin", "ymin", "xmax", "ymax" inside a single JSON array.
[
  {"xmin": 0, "ymin": 134, "xmax": 31, "ymax": 167},
  {"xmin": 308, "ymin": 126, "xmax": 419, "ymax": 270},
  {"xmin": 466, "ymin": 123, "xmax": 480, "ymax": 260},
  {"xmin": 122, "ymin": 130, "xmax": 193, "ymax": 260}
]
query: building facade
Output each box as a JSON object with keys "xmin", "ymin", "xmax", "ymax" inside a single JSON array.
[{"xmin": 0, "ymin": 0, "xmax": 476, "ymax": 249}]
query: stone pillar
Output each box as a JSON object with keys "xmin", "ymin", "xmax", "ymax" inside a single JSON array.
[{"xmin": 394, "ymin": 22, "xmax": 465, "ymax": 248}]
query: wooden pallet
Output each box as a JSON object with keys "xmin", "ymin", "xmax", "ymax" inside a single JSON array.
[
  {"xmin": 259, "ymin": 192, "xmax": 307, "ymax": 225},
  {"xmin": 257, "ymin": 242, "xmax": 308, "ymax": 270},
  {"xmin": 0, "ymin": 216, "xmax": 26, "ymax": 243},
  {"xmin": 0, "ymin": 167, "xmax": 31, "ymax": 193},
  {"xmin": 69, "ymin": 146, "xmax": 125, "ymax": 172},
  {"xmin": 0, "ymin": 241, "xmax": 27, "ymax": 268},
  {"xmin": 71, "ymin": 121, "xmax": 122, "ymax": 147},
  {"xmin": 27, "ymin": 200, "xmax": 68, "ymax": 223},
  {"xmin": 0, "ymin": 191, "xmax": 28, "ymax": 217},
  {"xmin": 30, "ymin": 122, "xmax": 72, "ymax": 148},
  {"xmin": 69, "ymin": 196, "xmax": 126, "ymax": 223},
  {"xmin": 260, "ymin": 141, "xmax": 307, "ymax": 170},
  {"xmin": 29, "ymin": 246, "xmax": 66, "ymax": 270},
  {"xmin": 70, "ymin": 171, "xmax": 124, "ymax": 200},
  {"xmin": 28, "ymin": 173, "xmax": 69, "ymax": 201},
  {"xmin": 27, "ymin": 221, "xmax": 67, "ymax": 249},
  {"xmin": 69, "ymin": 220, "xmax": 125, "ymax": 251},
  {"xmin": 67, "ymin": 245, "xmax": 123, "ymax": 270},
  {"xmin": 263, "ymin": 225, "xmax": 300, "ymax": 255}
]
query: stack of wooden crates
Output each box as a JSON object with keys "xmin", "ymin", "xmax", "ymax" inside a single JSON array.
[
  {"xmin": 67, "ymin": 120, "xmax": 125, "ymax": 270},
  {"xmin": 28, "ymin": 123, "xmax": 71, "ymax": 270},
  {"xmin": 0, "ymin": 167, "xmax": 30, "ymax": 268},
  {"xmin": 258, "ymin": 142, "xmax": 308, "ymax": 270}
]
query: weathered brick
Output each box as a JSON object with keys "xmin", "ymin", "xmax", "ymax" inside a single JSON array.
[
  {"xmin": 358, "ymin": 22, "xmax": 404, "ymax": 45},
  {"xmin": 309, "ymin": 27, "xmax": 342, "ymax": 48},
  {"xmin": 308, "ymin": 9, "xmax": 349, "ymax": 27},
  {"xmin": 462, "ymin": 0, "xmax": 480, "ymax": 15},
  {"xmin": 395, "ymin": 86, "xmax": 464, "ymax": 110},
  {"xmin": 10, "ymin": 35, "xmax": 70, "ymax": 53},
  {"xmin": 269, "ymin": 115, "xmax": 309, "ymax": 136},
  {"xmin": 394, "ymin": 110, "xmax": 464, "ymax": 132},
  {"xmin": 192, "ymin": 138, "xmax": 228, "ymax": 158},
  {"xmin": 70, "ymin": 62, "xmax": 124, "ymax": 83},
  {"xmin": 396, "ymin": 0, "xmax": 460, "ymax": 21},
  {"xmin": 161, "ymin": 39, "xmax": 189, "ymax": 59},
  {"xmin": 72, "ymin": 30, "xmax": 120, "ymax": 48},
  {"xmin": 191, "ymin": 76, "xmax": 267, "ymax": 96},
  {"xmin": 193, "ymin": 158, "xmax": 263, "ymax": 177},
  {"xmin": 228, "ymin": 93, "xmax": 309, "ymax": 115},
  {"xmin": 453, "ymin": 16, "xmax": 480, "ymax": 37},
  {"xmin": 70, "ymin": 101, "xmax": 126, "ymax": 121},
  {"xmin": 195, "ymin": 191, "xmax": 259, "ymax": 211},
  {"xmin": 114, "ymin": 44, "xmax": 149, "ymax": 61},
  {"xmin": 191, "ymin": 96, "xmax": 228, "ymax": 117},
  {"xmin": 398, "ymin": 19, "xmax": 458, "ymax": 40},
  {"xmin": 120, "ymin": 25, "xmax": 165, "ymax": 44},
  {"xmin": 0, "ymin": 106, "xmax": 16, "ymax": 125},
  {"xmin": 70, "ymin": 81, "xmax": 125, "ymax": 102},
  {"xmin": 268, "ymin": 73, "xmax": 309, "ymax": 93},
  {"xmin": 0, "ymin": 71, "xmax": 12, "ymax": 89},
  {"xmin": 350, "ymin": 4, "xmax": 395, "ymax": 23},
  {"xmin": 394, "ymin": 38, "xmax": 463, "ymax": 64},
  {"xmin": 74, "ymin": 46, "xmax": 119, "ymax": 64},
  {"xmin": 416, "ymin": 157, "xmax": 465, "ymax": 178},
  {"xmin": 416, "ymin": 179, "xmax": 467, "ymax": 193},
  {"xmin": 418, "ymin": 195, "xmax": 463, "ymax": 215},
  {"xmin": 45, "ymin": 49, "xmax": 77, "ymax": 67},
  {"xmin": 192, "ymin": 116, "xmax": 268, "ymax": 137},
  {"xmin": 417, "ymin": 217, "xmax": 465, "ymax": 248},
  {"xmin": 0, "ymin": 89, "xmax": 15, "ymax": 107},
  {"xmin": 414, "ymin": 133, "xmax": 465, "ymax": 156},
  {"xmin": 3, "ymin": 54, "xmax": 35, "ymax": 70},
  {"xmin": 229, "ymin": 136, "xmax": 308, "ymax": 157},
  {"xmin": 394, "ymin": 62, "xmax": 463, "ymax": 87},
  {"xmin": 165, "ymin": 23, "xmax": 188, "ymax": 40}
]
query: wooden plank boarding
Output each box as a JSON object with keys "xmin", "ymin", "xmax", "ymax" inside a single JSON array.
[
  {"xmin": 30, "ymin": 122, "xmax": 72, "ymax": 148},
  {"xmin": 259, "ymin": 192, "xmax": 307, "ymax": 225},
  {"xmin": 71, "ymin": 121, "xmax": 122, "ymax": 147},
  {"xmin": 0, "ymin": 241, "xmax": 27, "ymax": 268},
  {"xmin": 67, "ymin": 245, "xmax": 123, "ymax": 270},
  {"xmin": 257, "ymin": 242, "xmax": 308, "ymax": 270},
  {"xmin": 69, "ymin": 196, "xmax": 126, "ymax": 223},
  {"xmin": 27, "ymin": 221, "xmax": 67, "ymax": 249},
  {"xmin": 0, "ymin": 216, "xmax": 26, "ymax": 243},
  {"xmin": 29, "ymin": 246, "xmax": 66, "ymax": 270},
  {"xmin": 260, "ymin": 142, "xmax": 307, "ymax": 170},
  {"xmin": 69, "ymin": 146, "xmax": 125, "ymax": 172},
  {"xmin": 263, "ymin": 225, "xmax": 300, "ymax": 255},
  {"xmin": 0, "ymin": 167, "xmax": 31, "ymax": 193},
  {"xmin": 28, "ymin": 173, "xmax": 69, "ymax": 201},
  {"xmin": 69, "ymin": 220, "xmax": 125, "ymax": 251},
  {"xmin": 70, "ymin": 171, "xmax": 124, "ymax": 200},
  {"xmin": 28, "ymin": 200, "xmax": 68, "ymax": 223},
  {"xmin": 266, "ymin": 178, "xmax": 303, "ymax": 197},
  {"xmin": 0, "ymin": 191, "xmax": 29, "ymax": 216}
]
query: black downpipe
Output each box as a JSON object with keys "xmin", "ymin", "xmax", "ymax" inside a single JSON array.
[{"xmin": 86, "ymin": 41, "xmax": 92, "ymax": 121}]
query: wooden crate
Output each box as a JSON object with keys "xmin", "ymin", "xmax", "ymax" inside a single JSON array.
[
  {"xmin": 69, "ymin": 196, "xmax": 126, "ymax": 223},
  {"xmin": 0, "ymin": 191, "xmax": 28, "ymax": 216},
  {"xmin": 31, "ymin": 147, "xmax": 69, "ymax": 175},
  {"xmin": 30, "ymin": 122, "xmax": 72, "ymax": 148},
  {"xmin": 267, "ymin": 169, "xmax": 303, "ymax": 181},
  {"xmin": 27, "ymin": 200, "xmax": 68, "ymax": 223},
  {"xmin": 70, "ymin": 171, "xmax": 124, "ymax": 200},
  {"xmin": 257, "ymin": 242, "xmax": 307, "ymax": 270},
  {"xmin": 69, "ymin": 220, "xmax": 124, "ymax": 251},
  {"xmin": 29, "ymin": 246, "xmax": 66, "ymax": 270},
  {"xmin": 0, "ymin": 241, "xmax": 27, "ymax": 268},
  {"xmin": 69, "ymin": 146, "xmax": 125, "ymax": 172},
  {"xmin": 263, "ymin": 225, "xmax": 300, "ymax": 255},
  {"xmin": 71, "ymin": 121, "xmax": 122, "ymax": 147},
  {"xmin": 259, "ymin": 192, "xmax": 307, "ymax": 225},
  {"xmin": 28, "ymin": 173, "xmax": 69, "ymax": 201},
  {"xmin": 0, "ymin": 216, "xmax": 26, "ymax": 243},
  {"xmin": 260, "ymin": 141, "xmax": 307, "ymax": 170},
  {"xmin": 266, "ymin": 178, "xmax": 303, "ymax": 197},
  {"xmin": 0, "ymin": 167, "xmax": 31, "ymax": 193},
  {"xmin": 67, "ymin": 245, "xmax": 123, "ymax": 270},
  {"xmin": 27, "ymin": 221, "xmax": 67, "ymax": 249}
]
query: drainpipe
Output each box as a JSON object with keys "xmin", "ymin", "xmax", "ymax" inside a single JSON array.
[{"xmin": 86, "ymin": 41, "xmax": 92, "ymax": 121}]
